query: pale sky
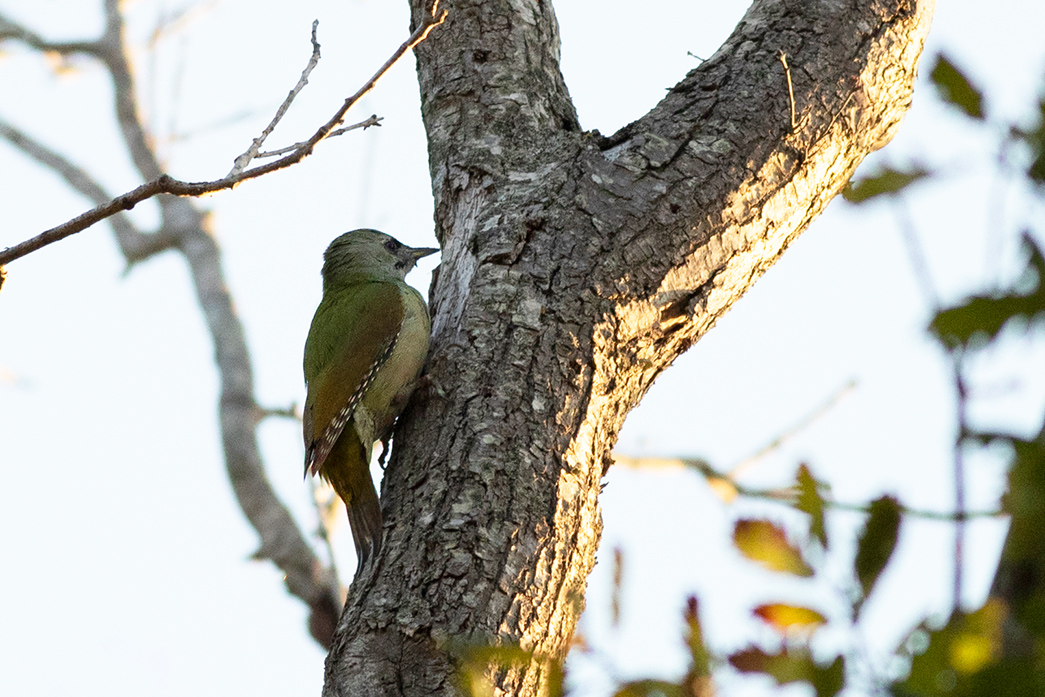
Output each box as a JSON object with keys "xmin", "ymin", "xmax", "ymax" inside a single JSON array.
[{"xmin": 2, "ymin": 1, "xmax": 1044, "ymax": 696}]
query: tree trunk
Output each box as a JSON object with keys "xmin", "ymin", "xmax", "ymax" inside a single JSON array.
[{"xmin": 324, "ymin": 0, "xmax": 936, "ymax": 694}]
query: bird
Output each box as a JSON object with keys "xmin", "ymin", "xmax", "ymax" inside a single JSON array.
[{"xmin": 302, "ymin": 229, "xmax": 438, "ymax": 569}]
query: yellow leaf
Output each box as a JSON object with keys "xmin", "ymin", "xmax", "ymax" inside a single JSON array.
[
  {"xmin": 753, "ymin": 604, "xmax": 826, "ymax": 634},
  {"xmin": 733, "ymin": 520, "xmax": 813, "ymax": 576}
]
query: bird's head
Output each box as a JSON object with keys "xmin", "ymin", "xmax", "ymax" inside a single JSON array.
[{"xmin": 321, "ymin": 229, "xmax": 438, "ymax": 287}]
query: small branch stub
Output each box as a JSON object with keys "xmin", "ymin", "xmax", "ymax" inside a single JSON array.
[{"xmin": 779, "ymin": 50, "xmax": 797, "ymax": 131}]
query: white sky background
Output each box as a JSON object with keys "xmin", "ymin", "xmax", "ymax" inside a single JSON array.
[{"xmin": 1, "ymin": 1, "xmax": 1044, "ymax": 696}]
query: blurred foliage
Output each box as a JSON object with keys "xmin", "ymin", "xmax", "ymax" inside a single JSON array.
[
  {"xmin": 752, "ymin": 603, "xmax": 826, "ymax": 633},
  {"xmin": 452, "ymin": 641, "xmax": 564, "ymax": 697},
  {"xmin": 1014, "ymin": 91, "xmax": 1045, "ymax": 185},
  {"xmin": 930, "ymin": 233, "xmax": 1045, "ymax": 348},
  {"xmin": 853, "ymin": 495, "xmax": 902, "ymax": 615},
  {"xmin": 795, "ymin": 463, "xmax": 829, "ymax": 548},
  {"xmin": 732, "ymin": 519, "xmax": 814, "ymax": 576},
  {"xmin": 729, "ymin": 648, "xmax": 844, "ymax": 697},
  {"xmin": 842, "ymin": 165, "xmax": 931, "ymax": 202},
  {"xmin": 930, "ymin": 54, "xmax": 985, "ymax": 120},
  {"xmin": 868, "ymin": 54, "xmax": 1045, "ymax": 696}
]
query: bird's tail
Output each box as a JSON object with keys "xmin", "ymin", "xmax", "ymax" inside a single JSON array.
[{"xmin": 324, "ymin": 428, "xmax": 384, "ymax": 573}]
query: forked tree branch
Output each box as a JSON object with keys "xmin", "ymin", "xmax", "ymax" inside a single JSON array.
[
  {"xmin": 0, "ymin": 119, "xmax": 173, "ymax": 265},
  {"xmin": 227, "ymin": 19, "xmax": 324, "ymax": 177}
]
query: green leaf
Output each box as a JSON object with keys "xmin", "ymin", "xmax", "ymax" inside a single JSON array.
[
  {"xmin": 683, "ymin": 596, "xmax": 711, "ymax": 678},
  {"xmin": 612, "ymin": 680, "xmax": 685, "ymax": 697},
  {"xmin": 997, "ymin": 436, "xmax": 1045, "ymax": 637},
  {"xmin": 1016, "ymin": 94, "xmax": 1045, "ymax": 184},
  {"xmin": 795, "ymin": 464, "xmax": 829, "ymax": 548},
  {"xmin": 842, "ymin": 166, "xmax": 931, "ymax": 203},
  {"xmin": 894, "ymin": 601, "xmax": 1009, "ymax": 696},
  {"xmin": 451, "ymin": 642, "xmax": 564, "ymax": 697},
  {"xmin": 930, "ymin": 233, "xmax": 1045, "ymax": 348},
  {"xmin": 729, "ymin": 647, "xmax": 843, "ymax": 696},
  {"xmin": 733, "ymin": 519, "xmax": 814, "ymax": 577},
  {"xmin": 811, "ymin": 656, "xmax": 845, "ymax": 697},
  {"xmin": 929, "ymin": 54, "xmax": 985, "ymax": 120},
  {"xmin": 854, "ymin": 496, "xmax": 902, "ymax": 612},
  {"xmin": 730, "ymin": 647, "xmax": 809, "ymax": 684}
]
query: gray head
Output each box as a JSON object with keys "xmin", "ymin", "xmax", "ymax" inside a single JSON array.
[{"xmin": 322, "ymin": 229, "xmax": 438, "ymax": 286}]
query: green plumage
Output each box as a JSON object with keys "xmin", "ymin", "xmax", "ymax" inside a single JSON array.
[{"xmin": 303, "ymin": 229, "xmax": 437, "ymax": 569}]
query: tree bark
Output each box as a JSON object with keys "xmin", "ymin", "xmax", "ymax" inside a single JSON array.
[{"xmin": 324, "ymin": 0, "xmax": 936, "ymax": 694}]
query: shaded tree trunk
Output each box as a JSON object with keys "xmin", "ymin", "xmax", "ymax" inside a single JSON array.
[{"xmin": 325, "ymin": 0, "xmax": 936, "ymax": 694}]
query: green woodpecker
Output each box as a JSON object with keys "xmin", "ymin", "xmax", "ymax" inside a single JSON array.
[{"xmin": 303, "ymin": 229, "xmax": 437, "ymax": 568}]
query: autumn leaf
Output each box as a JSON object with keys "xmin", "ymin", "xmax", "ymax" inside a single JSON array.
[
  {"xmin": 733, "ymin": 519, "xmax": 813, "ymax": 576},
  {"xmin": 753, "ymin": 603, "xmax": 827, "ymax": 634}
]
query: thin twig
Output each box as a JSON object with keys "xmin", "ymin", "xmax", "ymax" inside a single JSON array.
[
  {"xmin": 165, "ymin": 107, "xmax": 273, "ymax": 144},
  {"xmin": 892, "ymin": 196, "xmax": 939, "ymax": 304},
  {"xmin": 1, "ymin": 0, "xmax": 353, "ymax": 645},
  {"xmin": 613, "ymin": 454, "xmax": 1001, "ymax": 522},
  {"xmin": 148, "ymin": 0, "xmax": 220, "ymax": 48},
  {"xmin": 255, "ymin": 115, "xmax": 383, "ymax": 159},
  {"xmin": 951, "ymin": 356, "xmax": 969, "ymax": 611},
  {"xmin": 893, "ymin": 194, "xmax": 972, "ymax": 613},
  {"xmin": 256, "ymin": 403, "xmax": 302, "ymax": 422},
  {"xmin": 228, "ymin": 19, "xmax": 323, "ymax": 176},
  {"xmin": 0, "ymin": 7, "xmax": 447, "ymax": 269},
  {"xmin": 729, "ymin": 379, "xmax": 857, "ymax": 480},
  {"xmin": 779, "ymin": 50, "xmax": 797, "ymax": 131},
  {"xmin": 0, "ymin": 11, "xmax": 102, "ymax": 56}
]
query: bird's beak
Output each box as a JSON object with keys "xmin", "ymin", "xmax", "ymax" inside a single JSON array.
[{"xmin": 410, "ymin": 247, "xmax": 439, "ymax": 261}]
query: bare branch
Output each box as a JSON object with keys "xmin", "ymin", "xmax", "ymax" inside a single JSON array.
[
  {"xmin": 228, "ymin": 19, "xmax": 323, "ymax": 177},
  {"xmin": 255, "ymin": 114, "xmax": 383, "ymax": 160},
  {"xmin": 99, "ymin": 0, "xmax": 164, "ymax": 183},
  {"xmin": 2, "ymin": 0, "xmax": 351, "ymax": 644},
  {"xmin": 0, "ymin": 11, "xmax": 102, "ymax": 56},
  {"xmin": 951, "ymin": 357, "xmax": 969, "ymax": 611},
  {"xmin": 257, "ymin": 403, "xmax": 302, "ymax": 422},
  {"xmin": 0, "ymin": 8, "xmax": 447, "ymax": 269},
  {"xmin": 0, "ymin": 118, "xmax": 178, "ymax": 264}
]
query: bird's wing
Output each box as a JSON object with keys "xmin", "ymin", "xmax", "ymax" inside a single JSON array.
[{"xmin": 303, "ymin": 282, "xmax": 405, "ymax": 476}]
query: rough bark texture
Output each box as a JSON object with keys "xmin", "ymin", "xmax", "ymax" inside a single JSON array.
[{"xmin": 325, "ymin": 0, "xmax": 936, "ymax": 694}]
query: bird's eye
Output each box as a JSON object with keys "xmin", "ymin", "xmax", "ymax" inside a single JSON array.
[{"xmin": 384, "ymin": 238, "xmax": 400, "ymax": 252}]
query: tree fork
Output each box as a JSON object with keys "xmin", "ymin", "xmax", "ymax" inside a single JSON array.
[{"xmin": 324, "ymin": 0, "xmax": 936, "ymax": 694}]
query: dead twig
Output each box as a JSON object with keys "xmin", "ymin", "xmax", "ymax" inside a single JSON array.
[
  {"xmin": 227, "ymin": 19, "xmax": 323, "ymax": 177},
  {"xmin": 255, "ymin": 114, "xmax": 383, "ymax": 160}
]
